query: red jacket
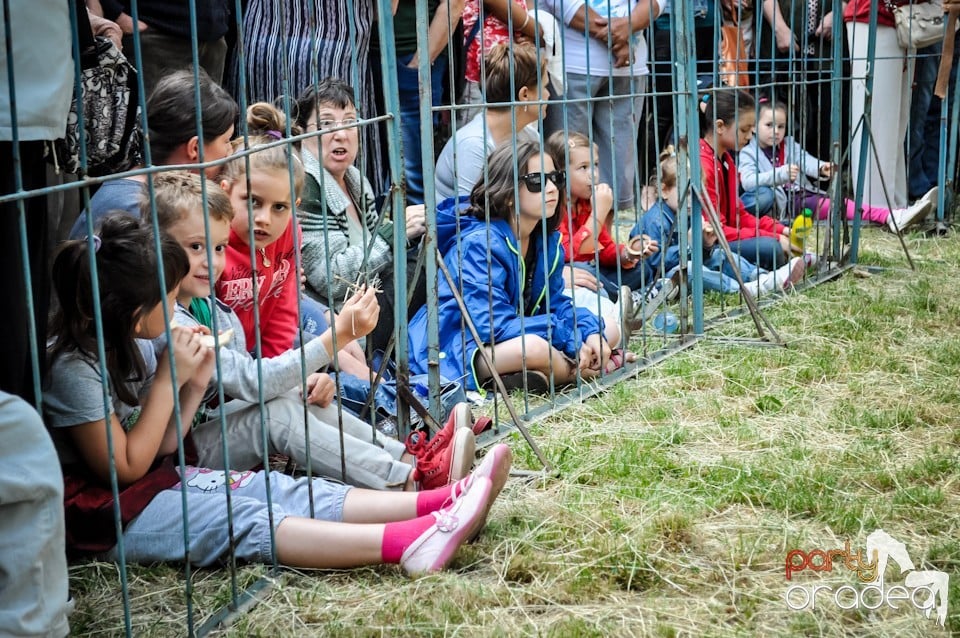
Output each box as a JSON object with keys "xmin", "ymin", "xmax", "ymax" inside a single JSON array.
[
  {"xmin": 843, "ymin": 0, "xmax": 896, "ymax": 28},
  {"xmin": 699, "ymin": 139, "xmax": 786, "ymax": 242},
  {"xmin": 217, "ymin": 221, "xmax": 300, "ymax": 358},
  {"xmin": 558, "ymin": 199, "xmax": 623, "ymax": 268}
]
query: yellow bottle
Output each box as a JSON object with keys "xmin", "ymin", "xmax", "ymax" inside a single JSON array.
[{"xmin": 791, "ymin": 208, "xmax": 814, "ymax": 252}]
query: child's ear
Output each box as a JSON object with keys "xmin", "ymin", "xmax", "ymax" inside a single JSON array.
[
  {"xmin": 714, "ymin": 119, "xmax": 726, "ymax": 134},
  {"xmin": 517, "ymin": 85, "xmax": 530, "ymax": 101},
  {"xmin": 219, "ymin": 179, "xmax": 232, "ymax": 194},
  {"xmin": 295, "ymin": 197, "xmax": 302, "ymax": 208}
]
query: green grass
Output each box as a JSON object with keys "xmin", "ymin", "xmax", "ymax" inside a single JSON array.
[{"xmin": 67, "ymin": 227, "xmax": 960, "ymax": 636}]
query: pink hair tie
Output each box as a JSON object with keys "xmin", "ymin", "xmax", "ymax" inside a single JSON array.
[{"xmin": 266, "ymin": 130, "xmax": 282, "ymax": 140}]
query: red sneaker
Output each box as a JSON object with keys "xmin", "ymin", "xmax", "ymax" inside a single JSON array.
[{"xmin": 405, "ymin": 403, "xmax": 476, "ymax": 490}]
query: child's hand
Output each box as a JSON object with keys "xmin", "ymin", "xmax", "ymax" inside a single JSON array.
[
  {"xmin": 593, "ymin": 183, "xmax": 614, "ymax": 223},
  {"xmin": 819, "ymin": 163, "xmax": 835, "ymax": 179},
  {"xmin": 778, "ymin": 233, "xmax": 793, "ymax": 255},
  {"xmin": 702, "ymin": 224, "xmax": 718, "ymax": 248},
  {"xmin": 303, "ymin": 372, "xmax": 335, "ymax": 408},
  {"xmin": 404, "ymin": 204, "xmax": 427, "ymax": 240},
  {"xmin": 580, "ymin": 334, "xmax": 611, "ymax": 378},
  {"xmin": 562, "ymin": 265, "xmax": 601, "ymax": 292},
  {"xmin": 627, "ymin": 234, "xmax": 659, "ymax": 259},
  {"xmin": 167, "ymin": 326, "xmax": 208, "ymax": 388},
  {"xmin": 335, "ymin": 284, "xmax": 380, "ymax": 341},
  {"xmin": 788, "ymin": 164, "xmax": 800, "ymax": 181}
]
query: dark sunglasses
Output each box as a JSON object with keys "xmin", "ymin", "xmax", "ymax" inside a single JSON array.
[{"xmin": 519, "ymin": 170, "xmax": 565, "ymax": 193}]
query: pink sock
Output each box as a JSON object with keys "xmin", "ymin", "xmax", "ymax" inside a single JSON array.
[
  {"xmin": 382, "ymin": 515, "xmax": 436, "ymax": 563},
  {"xmin": 415, "ymin": 483, "xmax": 457, "ymax": 517}
]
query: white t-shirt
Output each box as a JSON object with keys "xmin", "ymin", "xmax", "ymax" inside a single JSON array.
[{"xmin": 542, "ymin": 0, "xmax": 665, "ymax": 77}]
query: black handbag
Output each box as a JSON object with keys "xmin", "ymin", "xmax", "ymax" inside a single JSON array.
[{"xmin": 53, "ymin": 3, "xmax": 142, "ymax": 176}]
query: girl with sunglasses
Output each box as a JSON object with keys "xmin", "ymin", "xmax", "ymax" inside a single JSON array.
[{"xmin": 408, "ymin": 141, "xmax": 611, "ymax": 394}]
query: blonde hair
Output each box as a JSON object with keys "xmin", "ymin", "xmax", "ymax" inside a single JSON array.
[
  {"xmin": 221, "ymin": 102, "xmax": 306, "ymax": 197},
  {"xmin": 657, "ymin": 145, "xmax": 678, "ymax": 189},
  {"xmin": 143, "ymin": 170, "xmax": 234, "ymax": 231}
]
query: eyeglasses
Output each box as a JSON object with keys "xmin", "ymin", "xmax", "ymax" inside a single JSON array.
[
  {"xmin": 519, "ymin": 170, "xmax": 565, "ymax": 193},
  {"xmin": 308, "ymin": 117, "xmax": 359, "ymax": 131}
]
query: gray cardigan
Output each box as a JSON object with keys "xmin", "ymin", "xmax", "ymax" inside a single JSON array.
[
  {"xmin": 738, "ymin": 136, "xmax": 826, "ymax": 215},
  {"xmin": 298, "ymin": 148, "xmax": 394, "ymax": 311},
  {"xmin": 154, "ymin": 297, "xmax": 332, "ymax": 408}
]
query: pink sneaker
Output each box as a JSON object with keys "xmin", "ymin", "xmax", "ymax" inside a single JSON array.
[
  {"xmin": 466, "ymin": 444, "xmax": 512, "ymax": 541},
  {"xmin": 400, "ymin": 476, "xmax": 492, "ymax": 575},
  {"xmin": 406, "ymin": 403, "xmax": 475, "ymax": 490}
]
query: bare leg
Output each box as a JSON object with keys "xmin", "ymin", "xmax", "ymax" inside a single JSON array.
[
  {"xmin": 603, "ymin": 316, "xmax": 621, "ymax": 349},
  {"xmin": 275, "ymin": 517, "xmax": 386, "ymax": 568},
  {"xmin": 474, "ymin": 335, "xmax": 578, "ymax": 386},
  {"xmin": 332, "ymin": 342, "xmax": 373, "ymax": 378}
]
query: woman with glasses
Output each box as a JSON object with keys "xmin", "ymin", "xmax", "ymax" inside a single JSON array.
[
  {"xmin": 409, "ymin": 141, "xmax": 612, "ymax": 394},
  {"xmin": 295, "ymin": 78, "xmax": 428, "ymax": 355}
]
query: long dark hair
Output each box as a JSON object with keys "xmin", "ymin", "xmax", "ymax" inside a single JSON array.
[
  {"xmin": 699, "ymin": 89, "xmax": 755, "ymax": 136},
  {"xmin": 49, "ymin": 214, "xmax": 189, "ymax": 405},
  {"xmin": 146, "ymin": 68, "xmax": 238, "ymax": 165},
  {"xmin": 467, "ymin": 140, "xmax": 562, "ymax": 236}
]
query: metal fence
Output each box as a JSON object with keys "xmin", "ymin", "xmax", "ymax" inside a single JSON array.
[{"xmin": 1, "ymin": 0, "xmax": 958, "ymax": 634}]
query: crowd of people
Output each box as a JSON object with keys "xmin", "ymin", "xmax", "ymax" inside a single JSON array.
[{"xmin": 2, "ymin": 0, "xmax": 958, "ymax": 635}]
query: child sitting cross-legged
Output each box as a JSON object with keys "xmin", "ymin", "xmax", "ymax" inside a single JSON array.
[
  {"xmin": 149, "ymin": 171, "xmax": 475, "ymax": 492},
  {"xmin": 43, "ymin": 214, "xmax": 511, "ymax": 573},
  {"xmin": 639, "ymin": 146, "xmax": 806, "ymax": 298},
  {"xmin": 408, "ymin": 141, "xmax": 612, "ymax": 393}
]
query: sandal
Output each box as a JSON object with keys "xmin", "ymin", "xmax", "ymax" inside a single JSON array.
[
  {"xmin": 604, "ymin": 348, "xmax": 636, "ymax": 373},
  {"xmin": 482, "ymin": 369, "xmax": 551, "ymax": 395}
]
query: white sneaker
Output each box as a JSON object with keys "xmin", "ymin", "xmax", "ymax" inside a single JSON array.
[
  {"xmin": 741, "ymin": 277, "xmax": 763, "ymax": 298},
  {"xmin": 756, "ymin": 270, "xmax": 781, "ymax": 294},
  {"xmin": 888, "ymin": 194, "xmax": 933, "ymax": 233}
]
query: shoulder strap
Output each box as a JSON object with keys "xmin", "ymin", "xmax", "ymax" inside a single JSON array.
[{"xmin": 465, "ymin": 16, "xmax": 483, "ymax": 51}]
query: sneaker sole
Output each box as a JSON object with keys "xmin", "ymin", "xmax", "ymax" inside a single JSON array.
[
  {"xmin": 447, "ymin": 427, "xmax": 476, "ymax": 485},
  {"xmin": 450, "ymin": 402, "xmax": 472, "ymax": 435},
  {"xmin": 786, "ymin": 257, "xmax": 805, "ymax": 288},
  {"xmin": 489, "ymin": 370, "xmax": 551, "ymax": 395},
  {"xmin": 901, "ymin": 201, "xmax": 932, "ymax": 232},
  {"xmin": 401, "ymin": 477, "xmax": 492, "ymax": 575},
  {"xmin": 468, "ymin": 444, "xmax": 512, "ymax": 542}
]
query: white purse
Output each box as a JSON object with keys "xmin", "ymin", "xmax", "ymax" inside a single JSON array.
[{"xmin": 884, "ymin": 0, "xmax": 954, "ymax": 49}]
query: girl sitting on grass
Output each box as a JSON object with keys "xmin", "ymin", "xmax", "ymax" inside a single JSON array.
[
  {"xmin": 43, "ymin": 214, "xmax": 511, "ymax": 574},
  {"xmin": 408, "ymin": 141, "xmax": 611, "ymax": 394}
]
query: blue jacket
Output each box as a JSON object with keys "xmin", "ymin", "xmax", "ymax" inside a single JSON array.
[{"xmin": 409, "ymin": 196, "xmax": 603, "ymax": 390}]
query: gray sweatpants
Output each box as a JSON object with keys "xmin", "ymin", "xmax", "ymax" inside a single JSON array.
[
  {"xmin": 0, "ymin": 392, "xmax": 71, "ymax": 637},
  {"xmin": 191, "ymin": 391, "xmax": 412, "ymax": 490}
]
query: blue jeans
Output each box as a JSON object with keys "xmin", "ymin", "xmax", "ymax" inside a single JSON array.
[
  {"xmin": 297, "ymin": 294, "xmax": 330, "ymax": 344},
  {"xmin": 907, "ymin": 43, "xmax": 941, "ymax": 199},
  {"xmin": 741, "ymin": 186, "xmax": 776, "ymax": 219},
  {"xmin": 546, "ymin": 73, "xmax": 647, "ymax": 210},
  {"xmin": 727, "ymin": 236, "xmax": 787, "ymax": 271},
  {"xmin": 701, "ymin": 246, "xmax": 761, "ymax": 293},
  {"xmin": 397, "ymin": 53, "xmax": 447, "ymax": 206}
]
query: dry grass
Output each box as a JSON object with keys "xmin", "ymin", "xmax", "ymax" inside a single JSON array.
[{"xmin": 68, "ymin": 227, "xmax": 960, "ymax": 637}]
